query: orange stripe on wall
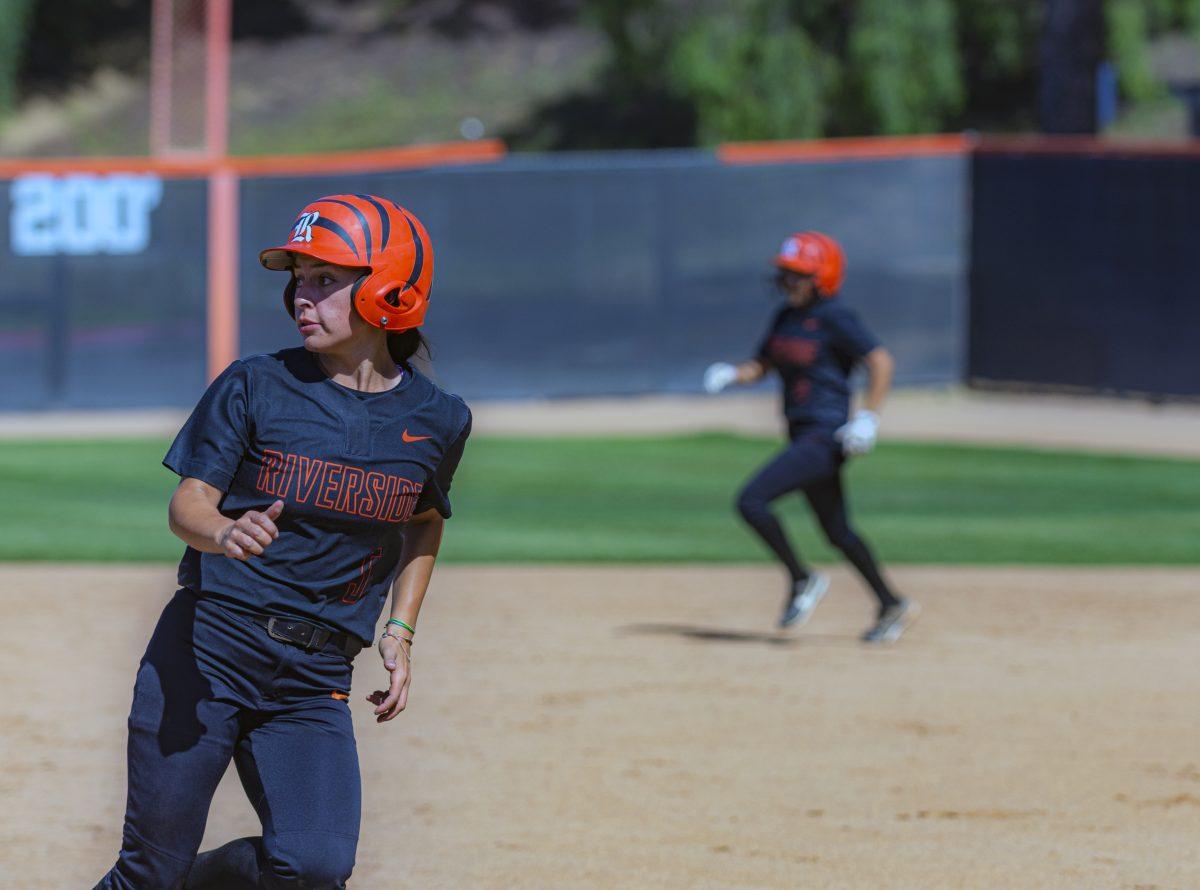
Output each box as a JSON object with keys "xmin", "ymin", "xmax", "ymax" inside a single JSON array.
[
  {"xmin": 717, "ymin": 133, "xmax": 975, "ymax": 165},
  {"xmin": 0, "ymin": 139, "xmax": 507, "ymax": 179},
  {"xmin": 9, "ymin": 134, "xmax": 1200, "ymax": 178},
  {"xmin": 226, "ymin": 139, "xmax": 506, "ymax": 177}
]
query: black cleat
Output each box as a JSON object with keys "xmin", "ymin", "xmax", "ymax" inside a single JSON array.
[
  {"xmin": 779, "ymin": 572, "xmax": 830, "ymax": 629},
  {"xmin": 861, "ymin": 598, "xmax": 920, "ymax": 644}
]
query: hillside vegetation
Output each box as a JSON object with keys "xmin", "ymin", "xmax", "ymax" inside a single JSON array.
[{"xmin": 2, "ymin": 0, "xmax": 1200, "ymax": 155}]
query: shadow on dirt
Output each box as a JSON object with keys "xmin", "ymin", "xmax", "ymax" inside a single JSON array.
[{"xmin": 618, "ymin": 623, "xmax": 852, "ymax": 647}]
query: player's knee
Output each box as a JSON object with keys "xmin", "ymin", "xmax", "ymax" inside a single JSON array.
[
  {"xmin": 822, "ymin": 523, "xmax": 857, "ymax": 552},
  {"xmin": 263, "ymin": 832, "xmax": 356, "ymax": 888},
  {"xmin": 736, "ymin": 487, "xmax": 768, "ymax": 523},
  {"xmin": 99, "ymin": 839, "xmax": 194, "ymax": 889}
]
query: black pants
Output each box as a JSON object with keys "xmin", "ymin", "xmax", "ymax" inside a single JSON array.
[
  {"xmin": 95, "ymin": 590, "xmax": 360, "ymax": 889},
  {"xmin": 736, "ymin": 425, "xmax": 897, "ymax": 609}
]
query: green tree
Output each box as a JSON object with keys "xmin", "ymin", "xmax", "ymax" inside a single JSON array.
[
  {"xmin": 583, "ymin": 0, "xmax": 680, "ymax": 88},
  {"xmin": 842, "ymin": 0, "xmax": 964, "ymax": 134},
  {"xmin": 1108, "ymin": 0, "xmax": 1162, "ymax": 101},
  {"xmin": 574, "ymin": 0, "xmax": 970, "ymax": 143},
  {"xmin": 1106, "ymin": 0, "xmax": 1200, "ymax": 101},
  {"xmin": 952, "ymin": 0, "xmax": 1041, "ymax": 130},
  {"xmin": 0, "ymin": 0, "xmax": 34, "ymax": 117},
  {"xmin": 668, "ymin": 1, "xmax": 834, "ymax": 143}
]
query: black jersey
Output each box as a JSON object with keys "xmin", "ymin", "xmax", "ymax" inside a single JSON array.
[
  {"xmin": 164, "ymin": 348, "xmax": 471, "ymax": 644},
  {"xmin": 755, "ymin": 300, "xmax": 880, "ymax": 427}
]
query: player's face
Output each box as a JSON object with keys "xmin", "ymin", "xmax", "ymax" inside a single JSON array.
[
  {"xmin": 289, "ymin": 256, "xmax": 371, "ymax": 352},
  {"xmin": 777, "ymin": 269, "xmax": 817, "ymax": 307}
]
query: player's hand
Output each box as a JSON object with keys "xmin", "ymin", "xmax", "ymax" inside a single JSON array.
[
  {"xmin": 216, "ymin": 499, "xmax": 284, "ymax": 561},
  {"xmin": 835, "ymin": 410, "xmax": 879, "ymax": 456},
  {"xmin": 703, "ymin": 362, "xmax": 738, "ymax": 393},
  {"xmin": 367, "ymin": 634, "xmax": 411, "ymax": 723}
]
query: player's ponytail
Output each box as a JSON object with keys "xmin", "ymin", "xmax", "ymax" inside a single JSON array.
[{"xmin": 387, "ymin": 328, "xmax": 429, "ymax": 366}]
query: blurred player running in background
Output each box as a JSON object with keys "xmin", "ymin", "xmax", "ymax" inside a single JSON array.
[{"xmin": 704, "ymin": 232, "xmax": 917, "ymax": 643}]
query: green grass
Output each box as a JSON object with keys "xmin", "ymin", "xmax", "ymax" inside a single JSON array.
[{"xmin": 1, "ymin": 435, "xmax": 1197, "ymax": 564}]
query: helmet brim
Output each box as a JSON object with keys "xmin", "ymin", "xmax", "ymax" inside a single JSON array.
[
  {"xmin": 774, "ymin": 256, "xmax": 818, "ymax": 276},
  {"xmin": 260, "ymin": 245, "xmax": 308, "ymax": 271},
  {"xmin": 259, "ymin": 243, "xmax": 366, "ymax": 272}
]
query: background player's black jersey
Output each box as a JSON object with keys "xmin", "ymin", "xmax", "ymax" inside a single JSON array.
[
  {"xmin": 164, "ymin": 348, "xmax": 471, "ymax": 644},
  {"xmin": 755, "ymin": 300, "xmax": 879, "ymax": 427}
]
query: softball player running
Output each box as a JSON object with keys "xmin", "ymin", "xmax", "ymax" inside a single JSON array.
[
  {"xmin": 704, "ymin": 232, "xmax": 917, "ymax": 643},
  {"xmin": 95, "ymin": 195, "xmax": 470, "ymax": 888}
]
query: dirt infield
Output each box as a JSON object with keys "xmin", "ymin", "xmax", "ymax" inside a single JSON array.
[{"xmin": 2, "ymin": 564, "xmax": 1198, "ymax": 888}]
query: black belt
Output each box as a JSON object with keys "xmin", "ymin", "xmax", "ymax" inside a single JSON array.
[{"xmin": 250, "ymin": 614, "xmax": 364, "ymax": 658}]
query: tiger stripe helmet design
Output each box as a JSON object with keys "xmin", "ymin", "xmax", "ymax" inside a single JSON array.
[
  {"xmin": 259, "ymin": 194, "xmax": 434, "ymax": 331},
  {"xmin": 774, "ymin": 231, "xmax": 845, "ymax": 297}
]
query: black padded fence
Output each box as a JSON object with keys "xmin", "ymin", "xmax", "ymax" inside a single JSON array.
[
  {"xmin": 2, "ymin": 150, "xmax": 968, "ymax": 410},
  {"xmin": 1, "ymin": 174, "xmax": 208, "ymax": 409},
  {"xmin": 240, "ymin": 151, "xmax": 969, "ymax": 402},
  {"xmin": 970, "ymin": 149, "xmax": 1200, "ymax": 398}
]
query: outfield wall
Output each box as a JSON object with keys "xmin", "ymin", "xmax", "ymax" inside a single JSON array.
[
  {"xmin": 971, "ymin": 143, "xmax": 1200, "ymax": 398},
  {"xmin": 0, "ymin": 140, "xmax": 969, "ymax": 410},
  {"xmin": 10, "ymin": 137, "xmax": 1200, "ymax": 412},
  {"xmin": 1, "ymin": 175, "xmax": 209, "ymax": 410}
]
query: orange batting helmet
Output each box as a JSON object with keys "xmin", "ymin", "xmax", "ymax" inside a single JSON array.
[
  {"xmin": 260, "ymin": 194, "xmax": 434, "ymax": 331},
  {"xmin": 774, "ymin": 231, "xmax": 845, "ymax": 297}
]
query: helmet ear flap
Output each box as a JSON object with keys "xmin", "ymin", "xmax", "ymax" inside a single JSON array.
[{"xmin": 352, "ymin": 270, "xmax": 426, "ymax": 330}]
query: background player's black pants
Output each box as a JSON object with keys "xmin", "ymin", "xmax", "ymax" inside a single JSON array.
[
  {"xmin": 736, "ymin": 425, "xmax": 898, "ymax": 610},
  {"xmin": 94, "ymin": 589, "xmax": 360, "ymax": 890}
]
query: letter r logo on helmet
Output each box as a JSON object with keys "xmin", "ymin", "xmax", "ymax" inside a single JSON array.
[
  {"xmin": 259, "ymin": 194, "xmax": 435, "ymax": 332},
  {"xmin": 291, "ymin": 211, "xmax": 319, "ymax": 243}
]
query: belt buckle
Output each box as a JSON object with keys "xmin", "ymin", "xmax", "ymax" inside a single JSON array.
[
  {"xmin": 265, "ymin": 616, "xmax": 291, "ymax": 644},
  {"xmin": 265, "ymin": 616, "xmax": 329, "ymax": 651},
  {"xmin": 266, "ymin": 616, "xmax": 307, "ymax": 646}
]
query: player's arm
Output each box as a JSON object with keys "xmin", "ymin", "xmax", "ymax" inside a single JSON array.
[
  {"xmin": 369, "ymin": 507, "xmax": 444, "ymax": 723},
  {"xmin": 860, "ymin": 346, "xmax": 895, "ymax": 413},
  {"xmin": 837, "ymin": 346, "xmax": 895, "ymax": 455},
  {"xmin": 168, "ymin": 477, "xmax": 283, "ymax": 561},
  {"xmin": 735, "ymin": 359, "xmax": 768, "ymax": 384}
]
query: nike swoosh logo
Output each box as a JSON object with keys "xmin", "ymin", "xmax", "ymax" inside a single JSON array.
[{"xmin": 402, "ymin": 429, "xmax": 430, "ymax": 443}]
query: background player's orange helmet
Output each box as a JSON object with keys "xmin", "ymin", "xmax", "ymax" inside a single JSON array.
[
  {"xmin": 259, "ymin": 194, "xmax": 434, "ymax": 331},
  {"xmin": 773, "ymin": 231, "xmax": 845, "ymax": 297}
]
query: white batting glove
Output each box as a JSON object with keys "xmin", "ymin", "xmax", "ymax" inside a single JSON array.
[
  {"xmin": 703, "ymin": 362, "xmax": 738, "ymax": 394},
  {"xmin": 836, "ymin": 410, "xmax": 879, "ymax": 455}
]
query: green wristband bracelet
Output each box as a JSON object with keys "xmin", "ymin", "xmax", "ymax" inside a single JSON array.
[{"xmin": 387, "ymin": 618, "xmax": 416, "ymax": 635}]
